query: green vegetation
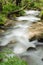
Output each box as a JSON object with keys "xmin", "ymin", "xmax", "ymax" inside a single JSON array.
[
  {"xmin": 2, "ymin": 3, "xmax": 20, "ymax": 14},
  {"xmin": 25, "ymin": 0, "xmax": 43, "ymax": 20},
  {"xmin": 0, "ymin": 56, "xmax": 28, "ymax": 65},
  {"xmin": 0, "ymin": 48, "xmax": 13, "ymax": 59},
  {"xmin": 40, "ymin": 10, "xmax": 43, "ymax": 20},
  {"xmin": 0, "ymin": 48, "xmax": 28, "ymax": 65},
  {"xmin": 25, "ymin": 0, "xmax": 43, "ymax": 9},
  {"xmin": 0, "ymin": 56, "xmax": 27, "ymax": 65},
  {"xmin": 0, "ymin": 0, "xmax": 43, "ymax": 25},
  {"xmin": 0, "ymin": 0, "xmax": 25, "ymax": 25},
  {"xmin": 0, "ymin": 14, "xmax": 7, "ymax": 24}
]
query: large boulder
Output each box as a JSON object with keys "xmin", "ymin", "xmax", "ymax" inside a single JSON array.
[{"xmin": 27, "ymin": 22, "xmax": 43, "ymax": 42}]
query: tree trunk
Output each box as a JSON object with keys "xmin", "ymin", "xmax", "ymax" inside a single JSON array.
[
  {"xmin": 0, "ymin": 2, "xmax": 3, "ymax": 12},
  {"xmin": 16, "ymin": 0, "xmax": 21, "ymax": 6}
]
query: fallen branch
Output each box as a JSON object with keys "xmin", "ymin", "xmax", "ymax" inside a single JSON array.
[{"xmin": 7, "ymin": 5, "xmax": 27, "ymax": 18}]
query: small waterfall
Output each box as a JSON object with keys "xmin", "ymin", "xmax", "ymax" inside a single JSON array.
[
  {"xmin": 25, "ymin": 10, "xmax": 40, "ymax": 16},
  {"xmin": 16, "ymin": 15, "xmax": 40, "ymax": 22}
]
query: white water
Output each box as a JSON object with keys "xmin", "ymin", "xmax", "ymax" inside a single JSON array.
[
  {"xmin": 21, "ymin": 46, "xmax": 43, "ymax": 65},
  {"xmin": 0, "ymin": 10, "xmax": 40, "ymax": 53},
  {"xmin": 25, "ymin": 10, "xmax": 40, "ymax": 16},
  {"xmin": 16, "ymin": 15, "xmax": 40, "ymax": 22},
  {"xmin": 0, "ymin": 10, "xmax": 43, "ymax": 65}
]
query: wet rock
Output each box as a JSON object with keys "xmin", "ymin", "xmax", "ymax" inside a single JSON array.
[
  {"xmin": 0, "ymin": 20, "xmax": 15, "ymax": 31},
  {"xmin": 27, "ymin": 22, "xmax": 43, "ymax": 41},
  {"xmin": 0, "ymin": 30, "xmax": 5, "ymax": 34},
  {"xmin": 41, "ymin": 14, "xmax": 43, "ymax": 20},
  {"xmin": 4, "ymin": 20, "xmax": 14, "ymax": 27},
  {"xmin": 0, "ymin": 59, "xmax": 3, "ymax": 62},
  {"xmin": 41, "ymin": 58, "xmax": 43, "ymax": 61},
  {"xmin": 29, "ymin": 36, "xmax": 36, "ymax": 42},
  {"xmin": 27, "ymin": 47, "xmax": 36, "ymax": 51},
  {"xmin": 38, "ymin": 38, "xmax": 43, "ymax": 42}
]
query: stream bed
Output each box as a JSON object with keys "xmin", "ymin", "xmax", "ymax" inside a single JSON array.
[{"xmin": 0, "ymin": 10, "xmax": 43, "ymax": 65}]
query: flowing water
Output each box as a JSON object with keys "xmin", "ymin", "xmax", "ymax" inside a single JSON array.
[{"xmin": 0, "ymin": 10, "xmax": 43, "ymax": 65}]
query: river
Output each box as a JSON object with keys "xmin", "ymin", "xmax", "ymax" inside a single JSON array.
[{"xmin": 0, "ymin": 10, "xmax": 43, "ymax": 65}]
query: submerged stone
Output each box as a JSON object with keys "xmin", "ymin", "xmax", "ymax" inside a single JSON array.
[{"xmin": 38, "ymin": 38, "xmax": 43, "ymax": 42}]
